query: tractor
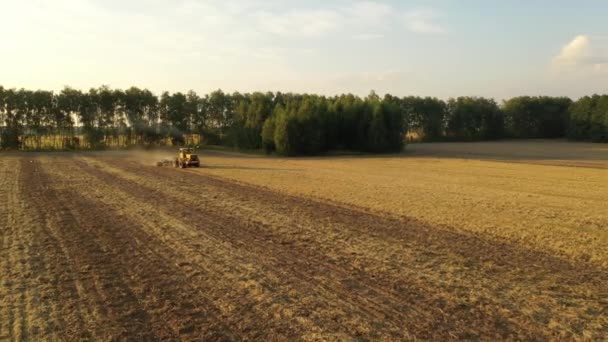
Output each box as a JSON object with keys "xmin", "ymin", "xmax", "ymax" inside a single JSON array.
[{"xmin": 174, "ymin": 148, "xmax": 200, "ymax": 168}]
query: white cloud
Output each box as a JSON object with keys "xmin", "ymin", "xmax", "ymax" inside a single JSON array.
[
  {"xmin": 552, "ymin": 35, "xmax": 608, "ymax": 72},
  {"xmin": 404, "ymin": 8, "xmax": 445, "ymax": 34},
  {"xmin": 553, "ymin": 35, "xmax": 590, "ymax": 65}
]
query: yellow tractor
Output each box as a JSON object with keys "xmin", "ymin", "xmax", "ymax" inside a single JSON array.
[{"xmin": 174, "ymin": 148, "xmax": 200, "ymax": 168}]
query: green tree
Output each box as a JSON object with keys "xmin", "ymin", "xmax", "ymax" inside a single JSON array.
[
  {"xmin": 55, "ymin": 87, "xmax": 82, "ymax": 148},
  {"xmin": 0, "ymin": 88, "xmax": 25, "ymax": 149},
  {"xmin": 273, "ymin": 105, "xmax": 294, "ymax": 156},
  {"xmin": 261, "ymin": 115, "xmax": 276, "ymax": 152},
  {"xmin": 446, "ymin": 97, "xmax": 503, "ymax": 141},
  {"xmin": 231, "ymin": 92, "xmax": 274, "ymax": 149},
  {"xmin": 503, "ymin": 96, "xmax": 571, "ymax": 138},
  {"xmin": 207, "ymin": 89, "xmax": 233, "ymax": 141},
  {"xmin": 403, "ymin": 96, "xmax": 445, "ymax": 141},
  {"xmin": 30, "ymin": 90, "xmax": 55, "ymax": 148}
]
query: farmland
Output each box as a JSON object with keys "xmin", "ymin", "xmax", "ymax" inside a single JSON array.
[{"xmin": 1, "ymin": 140, "xmax": 607, "ymax": 340}]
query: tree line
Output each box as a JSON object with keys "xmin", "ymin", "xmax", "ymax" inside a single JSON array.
[{"xmin": 1, "ymin": 85, "xmax": 606, "ymax": 154}]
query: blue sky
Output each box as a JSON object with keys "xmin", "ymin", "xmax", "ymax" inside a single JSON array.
[{"xmin": 1, "ymin": 0, "xmax": 607, "ymax": 99}]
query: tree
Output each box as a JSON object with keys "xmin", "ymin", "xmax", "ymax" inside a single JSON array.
[
  {"xmin": 294, "ymin": 95, "xmax": 326, "ymax": 155},
  {"xmin": 445, "ymin": 97, "xmax": 503, "ymax": 141},
  {"xmin": 261, "ymin": 115, "xmax": 276, "ymax": 152},
  {"xmin": 503, "ymin": 96, "xmax": 571, "ymax": 138},
  {"xmin": 207, "ymin": 89, "xmax": 232, "ymax": 140},
  {"xmin": 0, "ymin": 88, "xmax": 24, "ymax": 149},
  {"xmin": 590, "ymin": 95, "xmax": 608, "ymax": 142},
  {"xmin": 273, "ymin": 105, "xmax": 294, "ymax": 156},
  {"xmin": 382, "ymin": 95, "xmax": 407, "ymax": 151},
  {"xmin": 161, "ymin": 92, "xmax": 189, "ymax": 132},
  {"xmin": 403, "ymin": 96, "xmax": 445, "ymax": 141},
  {"xmin": 2, "ymin": 84, "xmax": 606, "ymax": 153},
  {"xmin": 230, "ymin": 92, "xmax": 274, "ymax": 149},
  {"xmin": 186, "ymin": 90, "xmax": 202, "ymax": 134},
  {"xmin": 29, "ymin": 90, "xmax": 55, "ymax": 148},
  {"xmin": 367, "ymin": 101, "xmax": 389, "ymax": 151},
  {"xmin": 55, "ymin": 87, "xmax": 82, "ymax": 148}
]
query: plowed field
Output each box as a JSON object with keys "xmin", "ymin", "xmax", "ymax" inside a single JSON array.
[{"xmin": 1, "ymin": 142, "xmax": 607, "ymax": 340}]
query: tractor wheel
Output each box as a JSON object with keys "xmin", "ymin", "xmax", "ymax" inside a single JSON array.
[{"xmin": 180, "ymin": 161, "xmax": 186, "ymax": 169}]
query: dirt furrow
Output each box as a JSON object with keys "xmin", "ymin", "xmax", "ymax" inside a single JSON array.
[
  {"xmin": 0, "ymin": 158, "xmax": 70, "ymax": 340},
  {"xmin": 8, "ymin": 166, "xmax": 31, "ymax": 340},
  {"xmin": 20, "ymin": 159, "xmax": 161, "ymax": 340},
  {"xmin": 26, "ymin": 193, "xmax": 119, "ymax": 340},
  {"xmin": 0, "ymin": 157, "xmax": 102, "ymax": 340},
  {"xmin": 14, "ymin": 181, "xmax": 83, "ymax": 341},
  {"xmin": 0, "ymin": 159, "xmax": 18, "ymax": 340},
  {"xmin": 75, "ymin": 157, "xmax": 565, "ymax": 339},
  {"xmin": 0, "ymin": 160, "xmax": 36, "ymax": 341},
  {"xmin": 24, "ymin": 158, "xmax": 239, "ymax": 340}
]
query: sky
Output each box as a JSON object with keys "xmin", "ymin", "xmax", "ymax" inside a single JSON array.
[{"xmin": 1, "ymin": 0, "xmax": 607, "ymax": 100}]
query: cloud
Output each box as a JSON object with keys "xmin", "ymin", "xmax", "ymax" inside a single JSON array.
[
  {"xmin": 404, "ymin": 8, "xmax": 445, "ymax": 34},
  {"xmin": 553, "ymin": 35, "xmax": 608, "ymax": 72},
  {"xmin": 553, "ymin": 35, "xmax": 590, "ymax": 65}
]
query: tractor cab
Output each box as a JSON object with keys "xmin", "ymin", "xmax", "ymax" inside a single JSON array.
[
  {"xmin": 179, "ymin": 148, "xmax": 195, "ymax": 158},
  {"xmin": 175, "ymin": 148, "xmax": 200, "ymax": 168}
]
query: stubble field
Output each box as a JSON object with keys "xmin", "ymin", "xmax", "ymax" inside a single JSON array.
[{"xmin": 1, "ymin": 140, "xmax": 606, "ymax": 340}]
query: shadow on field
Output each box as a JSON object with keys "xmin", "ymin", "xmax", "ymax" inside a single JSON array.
[
  {"xmin": 406, "ymin": 140, "xmax": 607, "ymax": 159},
  {"xmin": 293, "ymin": 140, "xmax": 608, "ymax": 168}
]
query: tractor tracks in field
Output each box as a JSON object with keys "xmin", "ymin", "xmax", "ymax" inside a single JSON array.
[
  {"xmin": 0, "ymin": 159, "xmax": 27, "ymax": 340},
  {"xmin": 20, "ymin": 159, "xmax": 161, "ymax": 340},
  {"xmin": 70, "ymin": 156, "xmax": 598, "ymax": 339},
  {"xmin": 93, "ymin": 157, "xmax": 608, "ymax": 339},
  {"xmin": 17, "ymin": 161, "xmax": 103, "ymax": 340},
  {"xmin": 21, "ymin": 159, "xmax": 239, "ymax": 340},
  {"xmin": 1, "ymin": 158, "xmax": 83, "ymax": 340},
  {"xmin": 0, "ymin": 159, "xmax": 65, "ymax": 340}
]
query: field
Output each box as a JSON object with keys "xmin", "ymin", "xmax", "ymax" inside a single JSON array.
[{"xmin": 1, "ymin": 140, "xmax": 607, "ymax": 340}]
